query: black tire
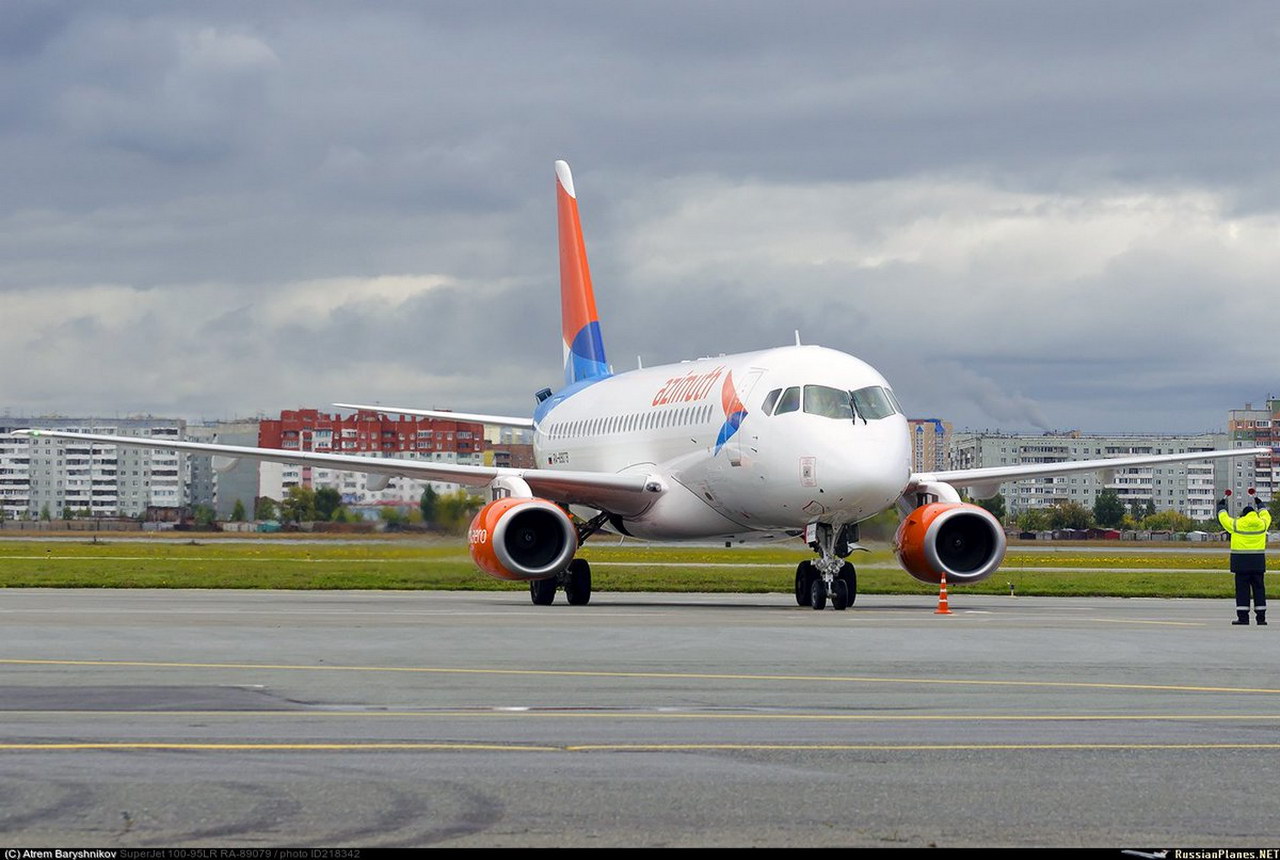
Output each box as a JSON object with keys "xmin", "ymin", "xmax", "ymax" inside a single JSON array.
[
  {"xmin": 529, "ymin": 577, "xmax": 557, "ymax": 606},
  {"xmin": 838, "ymin": 561, "xmax": 857, "ymax": 607},
  {"xmin": 795, "ymin": 561, "xmax": 815, "ymax": 606},
  {"xmin": 564, "ymin": 558, "xmax": 592, "ymax": 606},
  {"xmin": 831, "ymin": 578, "xmax": 849, "ymax": 611},
  {"xmin": 809, "ymin": 576, "xmax": 827, "ymax": 610}
]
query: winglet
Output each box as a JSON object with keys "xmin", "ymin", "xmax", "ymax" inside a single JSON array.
[{"xmin": 556, "ymin": 160, "xmax": 609, "ymax": 386}]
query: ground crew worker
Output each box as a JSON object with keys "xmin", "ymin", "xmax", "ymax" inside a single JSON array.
[{"xmin": 1217, "ymin": 494, "xmax": 1270, "ymax": 625}]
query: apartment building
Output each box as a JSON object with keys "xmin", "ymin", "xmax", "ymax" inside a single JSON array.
[
  {"xmin": 0, "ymin": 417, "xmax": 185, "ymax": 518},
  {"xmin": 949, "ymin": 430, "xmax": 1230, "ymax": 520},
  {"xmin": 907, "ymin": 418, "xmax": 952, "ymax": 473},
  {"xmin": 1227, "ymin": 400, "xmax": 1279, "ymax": 503},
  {"xmin": 256, "ymin": 408, "xmax": 485, "ymax": 506},
  {"xmin": 186, "ymin": 419, "xmax": 262, "ymax": 519}
]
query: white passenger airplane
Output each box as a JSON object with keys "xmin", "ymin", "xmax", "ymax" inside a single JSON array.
[{"xmin": 18, "ymin": 161, "xmax": 1270, "ymax": 611}]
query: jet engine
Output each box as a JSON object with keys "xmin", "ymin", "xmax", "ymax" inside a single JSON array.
[
  {"xmin": 468, "ymin": 497, "xmax": 578, "ymax": 581},
  {"xmin": 894, "ymin": 502, "xmax": 1007, "ymax": 585}
]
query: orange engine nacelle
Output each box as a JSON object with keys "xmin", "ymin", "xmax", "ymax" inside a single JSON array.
[
  {"xmin": 894, "ymin": 502, "xmax": 1007, "ymax": 585},
  {"xmin": 468, "ymin": 497, "xmax": 578, "ymax": 581}
]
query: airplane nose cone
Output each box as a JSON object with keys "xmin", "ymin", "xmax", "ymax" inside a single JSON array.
[{"xmin": 829, "ymin": 421, "xmax": 911, "ymax": 519}]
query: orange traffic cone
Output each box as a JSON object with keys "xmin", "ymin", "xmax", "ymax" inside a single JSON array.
[{"xmin": 935, "ymin": 571, "xmax": 953, "ymax": 615}]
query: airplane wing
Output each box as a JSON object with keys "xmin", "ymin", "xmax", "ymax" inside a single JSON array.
[
  {"xmin": 12, "ymin": 429, "xmax": 659, "ymax": 515},
  {"xmin": 911, "ymin": 446, "xmax": 1273, "ymax": 498},
  {"xmin": 332, "ymin": 403, "xmax": 535, "ymax": 429}
]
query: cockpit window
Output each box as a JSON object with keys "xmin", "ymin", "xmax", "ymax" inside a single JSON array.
[
  {"xmin": 884, "ymin": 388, "xmax": 903, "ymax": 415},
  {"xmin": 761, "ymin": 388, "xmax": 782, "ymax": 416},
  {"xmin": 803, "ymin": 385, "xmax": 855, "ymax": 420},
  {"xmin": 851, "ymin": 385, "xmax": 898, "ymax": 420},
  {"xmin": 774, "ymin": 386, "xmax": 801, "ymax": 415}
]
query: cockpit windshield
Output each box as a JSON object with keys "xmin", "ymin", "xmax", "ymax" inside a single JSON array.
[
  {"xmin": 761, "ymin": 383, "xmax": 901, "ymax": 421},
  {"xmin": 803, "ymin": 385, "xmax": 854, "ymax": 419},
  {"xmin": 851, "ymin": 385, "xmax": 898, "ymax": 420}
]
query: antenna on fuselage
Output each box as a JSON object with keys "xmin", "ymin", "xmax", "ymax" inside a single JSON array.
[
  {"xmin": 794, "ymin": 330, "xmax": 802, "ymax": 346},
  {"xmin": 637, "ymin": 355, "xmax": 644, "ymax": 369}
]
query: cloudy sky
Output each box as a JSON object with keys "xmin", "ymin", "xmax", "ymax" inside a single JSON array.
[{"xmin": 2, "ymin": 1, "xmax": 1278, "ymax": 433}]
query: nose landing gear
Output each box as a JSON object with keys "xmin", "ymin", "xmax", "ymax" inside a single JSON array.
[{"xmin": 796, "ymin": 523, "xmax": 860, "ymax": 611}]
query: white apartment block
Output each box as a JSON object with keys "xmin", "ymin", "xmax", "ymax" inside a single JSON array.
[
  {"xmin": 0, "ymin": 418, "xmax": 186, "ymax": 519},
  {"xmin": 0, "ymin": 433, "xmax": 31, "ymax": 518},
  {"xmin": 949, "ymin": 431, "xmax": 1230, "ymax": 520}
]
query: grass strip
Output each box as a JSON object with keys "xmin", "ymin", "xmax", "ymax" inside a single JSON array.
[{"xmin": 0, "ymin": 538, "xmax": 1257, "ymax": 597}]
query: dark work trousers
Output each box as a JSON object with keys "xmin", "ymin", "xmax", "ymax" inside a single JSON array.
[{"xmin": 1235, "ymin": 572, "xmax": 1267, "ymax": 614}]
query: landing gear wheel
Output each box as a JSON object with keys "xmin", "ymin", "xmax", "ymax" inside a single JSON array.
[
  {"xmin": 809, "ymin": 576, "xmax": 827, "ymax": 610},
  {"xmin": 564, "ymin": 558, "xmax": 592, "ymax": 606},
  {"xmin": 831, "ymin": 578, "xmax": 850, "ymax": 611},
  {"xmin": 529, "ymin": 577, "xmax": 557, "ymax": 606},
  {"xmin": 795, "ymin": 561, "xmax": 816, "ymax": 606},
  {"xmin": 837, "ymin": 561, "xmax": 857, "ymax": 607}
]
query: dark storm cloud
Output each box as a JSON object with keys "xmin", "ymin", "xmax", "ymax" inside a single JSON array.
[{"xmin": 1, "ymin": 1, "xmax": 1277, "ymax": 432}]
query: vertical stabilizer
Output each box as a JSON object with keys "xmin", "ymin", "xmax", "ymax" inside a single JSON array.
[{"xmin": 556, "ymin": 160, "xmax": 609, "ymax": 386}]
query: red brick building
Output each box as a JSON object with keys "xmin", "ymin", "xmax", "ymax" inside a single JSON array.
[{"xmin": 258, "ymin": 409, "xmax": 485, "ymax": 457}]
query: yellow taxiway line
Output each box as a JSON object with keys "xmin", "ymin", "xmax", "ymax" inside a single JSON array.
[{"xmin": 4, "ymin": 710, "xmax": 1280, "ymax": 722}]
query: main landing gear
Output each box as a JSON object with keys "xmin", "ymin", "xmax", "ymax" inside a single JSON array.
[
  {"xmin": 528, "ymin": 511, "xmax": 609, "ymax": 606},
  {"xmin": 795, "ymin": 523, "xmax": 859, "ymax": 611},
  {"xmin": 529, "ymin": 557, "xmax": 593, "ymax": 606}
]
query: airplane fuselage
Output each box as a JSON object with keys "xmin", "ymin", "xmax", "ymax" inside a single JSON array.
[{"xmin": 531, "ymin": 344, "xmax": 913, "ymax": 540}]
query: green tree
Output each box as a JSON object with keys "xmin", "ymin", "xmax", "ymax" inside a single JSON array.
[
  {"xmin": 436, "ymin": 489, "xmax": 485, "ymax": 534},
  {"xmin": 280, "ymin": 486, "xmax": 317, "ymax": 523},
  {"xmin": 379, "ymin": 506, "xmax": 408, "ymax": 530},
  {"xmin": 1140, "ymin": 510, "xmax": 1195, "ymax": 532},
  {"xmin": 1144, "ymin": 499, "xmax": 1157, "ymax": 519},
  {"xmin": 1269, "ymin": 495, "xmax": 1280, "ymax": 524},
  {"xmin": 315, "ymin": 487, "xmax": 342, "ymax": 522},
  {"xmin": 254, "ymin": 496, "xmax": 278, "ymax": 521},
  {"xmin": 1047, "ymin": 500, "xmax": 1094, "ymax": 531},
  {"xmin": 230, "ymin": 499, "xmax": 247, "ymax": 522},
  {"xmin": 975, "ymin": 493, "xmax": 1006, "ymax": 523},
  {"xmin": 40, "ymin": 504, "xmax": 51, "ymax": 522},
  {"xmin": 193, "ymin": 505, "xmax": 217, "ymax": 528},
  {"xmin": 1017, "ymin": 508, "xmax": 1051, "ymax": 532},
  {"xmin": 419, "ymin": 485, "xmax": 439, "ymax": 524},
  {"xmin": 857, "ymin": 506, "xmax": 902, "ymax": 542},
  {"xmin": 1092, "ymin": 489, "xmax": 1125, "ymax": 528},
  {"xmin": 332, "ymin": 507, "xmax": 352, "ymax": 524},
  {"xmin": 61, "ymin": 506, "xmax": 74, "ymax": 520}
]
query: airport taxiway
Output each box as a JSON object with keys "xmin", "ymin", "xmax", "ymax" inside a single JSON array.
[{"xmin": 0, "ymin": 588, "xmax": 1277, "ymax": 847}]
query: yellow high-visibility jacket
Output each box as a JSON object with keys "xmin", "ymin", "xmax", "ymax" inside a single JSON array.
[{"xmin": 1219, "ymin": 508, "xmax": 1271, "ymax": 573}]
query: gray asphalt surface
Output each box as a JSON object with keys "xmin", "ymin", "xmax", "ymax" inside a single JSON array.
[{"xmin": 0, "ymin": 588, "xmax": 1277, "ymax": 847}]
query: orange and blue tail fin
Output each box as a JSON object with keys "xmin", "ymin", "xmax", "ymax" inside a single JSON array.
[{"xmin": 556, "ymin": 160, "xmax": 610, "ymax": 386}]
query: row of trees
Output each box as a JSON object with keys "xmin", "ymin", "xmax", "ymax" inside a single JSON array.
[
  {"xmin": 21, "ymin": 486, "xmax": 487, "ymax": 533},
  {"xmin": 252, "ymin": 485, "xmax": 484, "ymax": 533},
  {"xmin": 974, "ymin": 489, "xmax": 1280, "ymax": 535}
]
